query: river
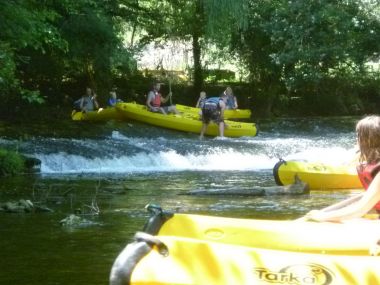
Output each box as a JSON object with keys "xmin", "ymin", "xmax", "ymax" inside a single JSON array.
[{"xmin": 0, "ymin": 116, "xmax": 361, "ymax": 285}]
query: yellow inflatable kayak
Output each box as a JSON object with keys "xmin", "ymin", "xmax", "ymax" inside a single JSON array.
[
  {"xmin": 71, "ymin": 107, "xmax": 123, "ymax": 121},
  {"xmin": 110, "ymin": 206, "xmax": 380, "ymax": 285},
  {"xmin": 116, "ymin": 102, "xmax": 257, "ymax": 137},
  {"xmin": 110, "ymin": 235, "xmax": 380, "ymax": 285},
  {"xmin": 176, "ymin": 104, "xmax": 252, "ymax": 119},
  {"xmin": 143, "ymin": 205, "xmax": 380, "ymax": 255},
  {"xmin": 273, "ymin": 159, "xmax": 363, "ymax": 190}
]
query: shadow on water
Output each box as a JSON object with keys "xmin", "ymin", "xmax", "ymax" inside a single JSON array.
[{"xmin": 0, "ymin": 116, "xmax": 362, "ymax": 284}]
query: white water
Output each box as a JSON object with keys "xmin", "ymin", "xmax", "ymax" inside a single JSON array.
[{"xmin": 36, "ymin": 137, "xmax": 356, "ymax": 174}]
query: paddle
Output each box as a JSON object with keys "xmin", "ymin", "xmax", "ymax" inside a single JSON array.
[{"xmin": 168, "ymin": 74, "xmax": 173, "ymax": 105}]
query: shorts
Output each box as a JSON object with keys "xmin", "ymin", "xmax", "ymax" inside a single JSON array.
[
  {"xmin": 149, "ymin": 106, "xmax": 172, "ymax": 113},
  {"xmin": 202, "ymin": 102, "xmax": 222, "ymax": 124}
]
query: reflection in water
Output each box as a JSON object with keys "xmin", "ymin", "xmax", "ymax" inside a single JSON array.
[{"xmin": 0, "ymin": 117, "xmax": 361, "ymax": 285}]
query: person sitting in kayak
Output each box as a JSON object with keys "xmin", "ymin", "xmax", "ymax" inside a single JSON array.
[
  {"xmin": 196, "ymin": 91, "xmax": 207, "ymax": 108},
  {"xmin": 74, "ymin": 87, "xmax": 99, "ymax": 112},
  {"xmin": 146, "ymin": 82, "xmax": 179, "ymax": 115},
  {"xmin": 222, "ymin": 86, "xmax": 238, "ymax": 110},
  {"xmin": 108, "ymin": 89, "xmax": 122, "ymax": 107},
  {"xmin": 199, "ymin": 94, "xmax": 227, "ymax": 139},
  {"xmin": 302, "ymin": 115, "xmax": 380, "ymax": 222}
]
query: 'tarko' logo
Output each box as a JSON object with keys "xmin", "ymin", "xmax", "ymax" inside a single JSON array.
[{"xmin": 254, "ymin": 263, "xmax": 334, "ymax": 285}]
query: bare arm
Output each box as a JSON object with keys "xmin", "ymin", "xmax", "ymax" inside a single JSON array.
[
  {"xmin": 304, "ymin": 173, "xmax": 380, "ymax": 222},
  {"xmin": 92, "ymin": 94, "xmax": 99, "ymax": 109},
  {"xmin": 161, "ymin": 92, "xmax": 172, "ymax": 104},
  {"xmin": 234, "ymin": 96, "xmax": 238, "ymax": 109},
  {"xmin": 146, "ymin": 91, "xmax": 154, "ymax": 108},
  {"xmin": 196, "ymin": 98, "xmax": 201, "ymax": 108},
  {"xmin": 220, "ymin": 101, "xmax": 226, "ymax": 120}
]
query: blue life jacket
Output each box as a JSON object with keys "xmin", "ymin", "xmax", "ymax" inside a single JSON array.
[
  {"xmin": 226, "ymin": 95, "xmax": 236, "ymax": 109},
  {"xmin": 204, "ymin": 97, "xmax": 221, "ymax": 105}
]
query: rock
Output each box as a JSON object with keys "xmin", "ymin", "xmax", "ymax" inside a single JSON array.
[
  {"xmin": 22, "ymin": 156, "xmax": 41, "ymax": 172},
  {"xmin": 60, "ymin": 214, "xmax": 100, "ymax": 228},
  {"xmin": 0, "ymin": 199, "xmax": 53, "ymax": 213},
  {"xmin": 184, "ymin": 176, "xmax": 309, "ymax": 196}
]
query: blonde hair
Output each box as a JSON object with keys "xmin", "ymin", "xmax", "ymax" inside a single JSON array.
[{"xmin": 356, "ymin": 115, "xmax": 380, "ymax": 163}]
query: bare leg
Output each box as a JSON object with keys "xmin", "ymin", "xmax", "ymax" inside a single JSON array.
[
  {"xmin": 219, "ymin": 121, "xmax": 225, "ymax": 137},
  {"xmin": 200, "ymin": 123, "xmax": 208, "ymax": 139}
]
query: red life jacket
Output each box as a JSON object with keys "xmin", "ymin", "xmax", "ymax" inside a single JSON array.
[
  {"xmin": 150, "ymin": 91, "xmax": 161, "ymax": 107},
  {"xmin": 356, "ymin": 162, "xmax": 380, "ymax": 210}
]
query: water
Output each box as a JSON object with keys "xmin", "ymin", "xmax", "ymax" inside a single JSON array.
[{"xmin": 0, "ymin": 116, "xmax": 361, "ymax": 284}]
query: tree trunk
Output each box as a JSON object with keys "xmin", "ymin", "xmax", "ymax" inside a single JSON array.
[
  {"xmin": 192, "ymin": 0, "xmax": 204, "ymax": 95},
  {"xmin": 192, "ymin": 34, "xmax": 203, "ymax": 95}
]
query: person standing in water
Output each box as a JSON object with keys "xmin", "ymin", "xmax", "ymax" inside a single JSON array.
[{"xmin": 199, "ymin": 94, "xmax": 227, "ymax": 139}]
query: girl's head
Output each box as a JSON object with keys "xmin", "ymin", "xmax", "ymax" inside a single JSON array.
[
  {"xmin": 225, "ymin": 86, "xmax": 233, "ymax": 96},
  {"xmin": 200, "ymin": 91, "xmax": 206, "ymax": 99},
  {"xmin": 356, "ymin": 115, "xmax": 380, "ymax": 163}
]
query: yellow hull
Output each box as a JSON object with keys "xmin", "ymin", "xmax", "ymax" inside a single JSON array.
[
  {"xmin": 71, "ymin": 107, "xmax": 123, "ymax": 121},
  {"xmin": 110, "ymin": 207, "xmax": 380, "ymax": 285},
  {"xmin": 146, "ymin": 210, "xmax": 380, "ymax": 255},
  {"xmin": 116, "ymin": 102, "xmax": 257, "ymax": 137},
  {"xmin": 273, "ymin": 159, "xmax": 363, "ymax": 190},
  {"xmin": 126, "ymin": 236, "xmax": 380, "ymax": 285},
  {"xmin": 176, "ymin": 104, "xmax": 252, "ymax": 119}
]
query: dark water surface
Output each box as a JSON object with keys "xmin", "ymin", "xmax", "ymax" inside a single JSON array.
[{"xmin": 0, "ymin": 116, "xmax": 361, "ymax": 284}]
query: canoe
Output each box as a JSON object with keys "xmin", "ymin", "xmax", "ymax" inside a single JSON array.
[
  {"xmin": 273, "ymin": 159, "xmax": 363, "ymax": 190},
  {"xmin": 176, "ymin": 104, "xmax": 252, "ymax": 119},
  {"xmin": 110, "ymin": 235, "xmax": 380, "ymax": 285},
  {"xmin": 142, "ymin": 205, "xmax": 380, "ymax": 255},
  {"xmin": 71, "ymin": 107, "xmax": 123, "ymax": 121},
  {"xmin": 109, "ymin": 206, "xmax": 380, "ymax": 285},
  {"xmin": 116, "ymin": 102, "xmax": 257, "ymax": 137}
]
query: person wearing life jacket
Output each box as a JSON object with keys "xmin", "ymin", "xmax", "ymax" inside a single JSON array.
[
  {"xmin": 222, "ymin": 86, "xmax": 238, "ymax": 110},
  {"xmin": 199, "ymin": 94, "xmax": 227, "ymax": 139},
  {"xmin": 108, "ymin": 89, "xmax": 122, "ymax": 107},
  {"xmin": 196, "ymin": 91, "xmax": 207, "ymax": 109},
  {"xmin": 301, "ymin": 115, "xmax": 380, "ymax": 222},
  {"xmin": 74, "ymin": 87, "xmax": 99, "ymax": 112},
  {"xmin": 146, "ymin": 82, "xmax": 179, "ymax": 115}
]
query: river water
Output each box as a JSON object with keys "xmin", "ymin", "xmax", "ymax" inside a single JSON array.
[{"xmin": 0, "ymin": 116, "xmax": 361, "ymax": 285}]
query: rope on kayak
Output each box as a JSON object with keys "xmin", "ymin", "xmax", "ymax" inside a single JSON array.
[
  {"xmin": 143, "ymin": 204, "xmax": 174, "ymax": 235},
  {"xmin": 273, "ymin": 158, "xmax": 287, "ymax": 186},
  {"xmin": 135, "ymin": 231, "xmax": 169, "ymax": 257},
  {"xmin": 109, "ymin": 232, "xmax": 168, "ymax": 285}
]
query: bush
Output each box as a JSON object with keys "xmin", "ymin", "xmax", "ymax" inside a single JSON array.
[{"xmin": 0, "ymin": 149, "xmax": 25, "ymax": 176}]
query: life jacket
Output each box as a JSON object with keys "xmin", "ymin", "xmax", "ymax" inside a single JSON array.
[
  {"xmin": 226, "ymin": 95, "xmax": 235, "ymax": 109},
  {"xmin": 356, "ymin": 162, "xmax": 380, "ymax": 210},
  {"xmin": 150, "ymin": 91, "xmax": 161, "ymax": 107},
  {"xmin": 203, "ymin": 97, "xmax": 221, "ymax": 110}
]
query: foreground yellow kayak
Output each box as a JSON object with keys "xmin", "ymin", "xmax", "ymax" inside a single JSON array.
[
  {"xmin": 71, "ymin": 107, "xmax": 123, "ymax": 121},
  {"xmin": 116, "ymin": 102, "xmax": 257, "ymax": 137},
  {"xmin": 273, "ymin": 159, "xmax": 363, "ymax": 190},
  {"xmin": 110, "ymin": 206, "xmax": 380, "ymax": 285},
  {"xmin": 110, "ymin": 235, "xmax": 380, "ymax": 285},
  {"xmin": 143, "ymin": 206, "xmax": 380, "ymax": 255},
  {"xmin": 176, "ymin": 104, "xmax": 252, "ymax": 119}
]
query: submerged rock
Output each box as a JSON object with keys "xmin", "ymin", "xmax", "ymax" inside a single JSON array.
[
  {"xmin": 0, "ymin": 199, "xmax": 52, "ymax": 213},
  {"xmin": 60, "ymin": 214, "xmax": 100, "ymax": 228},
  {"xmin": 185, "ymin": 176, "xmax": 309, "ymax": 196}
]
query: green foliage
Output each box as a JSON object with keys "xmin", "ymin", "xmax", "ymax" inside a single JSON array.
[
  {"xmin": 0, "ymin": 0, "xmax": 379, "ymax": 117},
  {"xmin": 0, "ymin": 149, "xmax": 25, "ymax": 177}
]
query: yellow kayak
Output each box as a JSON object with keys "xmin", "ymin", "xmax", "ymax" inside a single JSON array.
[
  {"xmin": 273, "ymin": 159, "xmax": 363, "ymax": 190},
  {"xmin": 176, "ymin": 104, "xmax": 252, "ymax": 119},
  {"xmin": 116, "ymin": 102, "xmax": 257, "ymax": 137},
  {"xmin": 71, "ymin": 107, "xmax": 123, "ymax": 121},
  {"xmin": 143, "ymin": 205, "xmax": 380, "ymax": 255},
  {"xmin": 111, "ymin": 235, "xmax": 380, "ymax": 285}
]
